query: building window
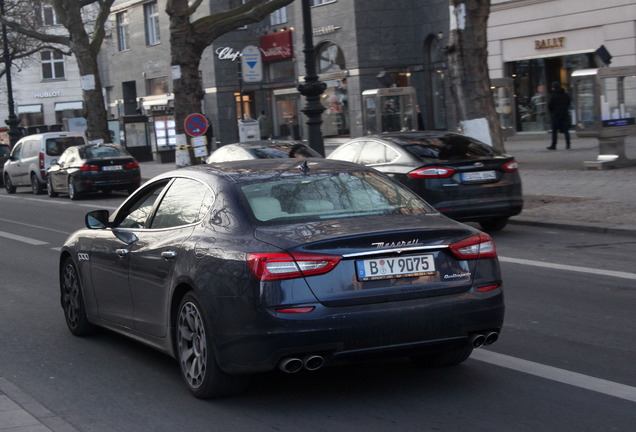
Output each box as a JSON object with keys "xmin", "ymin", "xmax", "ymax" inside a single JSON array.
[
  {"xmin": 116, "ymin": 12, "xmax": 129, "ymax": 51},
  {"xmin": 270, "ymin": 7, "xmax": 287, "ymax": 25},
  {"xmin": 41, "ymin": 50, "xmax": 65, "ymax": 80},
  {"xmin": 144, "ymin": 1, "xmax": 161, "ymax": 46},
  {"xmin": 316, "ymin": 42, "xmax": 345, "ymax": 73},
  {"xmin": 42, "ymin": 2, "xmax": 58, "ymax": 26},
  {"xmin": 146, "ymin": 76, "xmax": 169, "ymax": 95}
]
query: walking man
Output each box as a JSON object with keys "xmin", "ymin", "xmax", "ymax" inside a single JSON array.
[{"xmin": 547, "ymin": 81, "xmax": 571, "ymax": 150}]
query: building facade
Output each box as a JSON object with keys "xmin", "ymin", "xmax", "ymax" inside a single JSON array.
[
  {"xmin": 488, "ymin": 0, "xmax": 636, "ymax": 133},
  {"xmin": 1, "ymin": 0, "xmax": 634, "ymax": 157}
]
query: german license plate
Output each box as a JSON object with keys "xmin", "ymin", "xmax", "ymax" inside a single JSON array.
[
  {"xmin": 462, "ymin": 170, "xmax": 496, "ymax": 182},
  {"xmin": 102, "ymin": 165, "xmax": 122, "ymax": 171},
  {"xmin": 356, "ymin": 254, "xmax": 436, "ymax": 281}
]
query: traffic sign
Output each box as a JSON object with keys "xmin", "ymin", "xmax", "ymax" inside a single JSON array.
[
  {"xmin": 184, "ymin": 113, "xmax": 208, "ymax": 137},
  {"xmin": 241, "ymin": 45, "xmax": 263, "ymax": 83}
]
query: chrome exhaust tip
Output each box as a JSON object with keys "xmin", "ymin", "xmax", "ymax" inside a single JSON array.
[
  {"xmin": 302, "ymin": 355, "xmax": 325, "ymax": 371},
  {"xmin": 470, "ymin": 334, "xmax": 486, "ymax": 348},
  {"xmin": 279, "ymin": 357, "xmax": 303, "ymax": 373},
  {"xmin": 484, "ymin": 331, "xmax": 499, "ymax": 345}
]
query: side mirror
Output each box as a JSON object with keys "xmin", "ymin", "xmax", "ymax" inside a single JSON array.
[
  {"xmin": 50, "ymin": 159, "xmax": 58, "ymax": 166},
  {"xmin": 85, "ymin": 210, "xmax": 110, "ymax": 229}
]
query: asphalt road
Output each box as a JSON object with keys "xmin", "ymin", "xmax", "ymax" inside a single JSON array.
[{"xmin": 1, "ymin": 191, "xmax": 635, "ymax": 432}]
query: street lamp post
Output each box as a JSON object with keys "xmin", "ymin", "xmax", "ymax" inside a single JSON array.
[
  {"xmin": 297, "ymin": 0, "xmax": 326, "ymax": 156},
  {"xmin": 1, "ymin": 0, "xmax": 22, "ymax": 146}
]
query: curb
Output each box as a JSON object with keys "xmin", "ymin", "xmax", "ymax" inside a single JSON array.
[{"xmin": 509, "ymin": 217, "xmax": 636, "ymax": 237}]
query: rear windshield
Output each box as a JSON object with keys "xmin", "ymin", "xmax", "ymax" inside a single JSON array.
[
  {"xmin": 394, "ymin": 134, "xmax": 499, "ymax": 160},
  {"xmin": 46, "ymin": 136, "xmax": 85, "ymax": 156},
  {"xmin": 248, "ymin": 144, "xmax": 320, "ymax": 159},
  {"xmin": 240, "ymin": 171, "xmax": 432, "ymax": 223},
  {"xmin": 80, "ymin": 145, "xmax": 128, "ymax": 159}
]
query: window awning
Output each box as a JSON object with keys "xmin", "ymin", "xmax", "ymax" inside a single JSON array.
[
  {"xmin": 143, "ymin": 98, "xmax": 170, "ymax": 108},
  {"xmin": 17, "ymin": 104, "xmax": 42, "ymax": 114},
  {"xmin": 55, "ymin": 101, "xmax": 83, "ymax": 111}
]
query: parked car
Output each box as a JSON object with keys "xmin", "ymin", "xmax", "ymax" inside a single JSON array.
[
  {"xmin": 59, "ymin": 158, "xmax": 504, "ymax": 398},
  {"xmin": 47, "ymin": 143, "xmax": 141, "ymax": 200},
  {"xmin": 327, "ymin": 131, "xmax": 523, "ymax": 231},
  {"xmin": 3, "ymin": 132, "xmax": 87, "ymax": 194},
  {"xmin": 206, "ymin": 140, "xmax": 321, "ymax": 163},
  {"xmin": 0, "ymin": 143, "xmax": 10, "ymax": 186}
]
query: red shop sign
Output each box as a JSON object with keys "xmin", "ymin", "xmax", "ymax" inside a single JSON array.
[{"xmin": 259, "ymin": 30, "xmax": 293, "ymax": 62}]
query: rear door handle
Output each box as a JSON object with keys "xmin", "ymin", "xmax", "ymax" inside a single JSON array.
[
  {"xmin": 161, "ymin": 250, "xmax": 177, "ymax": 260},
  {"xmin": 116, "ymin": 248, "xmax": 129, "ymax": 258}
]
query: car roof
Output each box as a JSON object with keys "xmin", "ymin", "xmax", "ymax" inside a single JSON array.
[
  {"xmin": 226, "ymin": 140, "xmax": 304, "ymax": 148},
  {"xmin": 156, "ymin": 158, "xmax": 371, "ymax": 185}
]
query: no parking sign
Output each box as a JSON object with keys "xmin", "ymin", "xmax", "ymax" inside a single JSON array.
[{"xmin": 184, "ymin": 113, "xmax": 208, "ymax": 137}]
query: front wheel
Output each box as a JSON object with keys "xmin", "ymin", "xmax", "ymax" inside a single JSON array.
[
  {"xmin": 60, "ymin": 257, "xmax": 96, "ymax": 336},
  {"xmin": 4, "ymin": 174, "xmax": 16, "ymax": 194},
  {"xmin": 176, "ymin": 292, "xmax": 250, "ymax": 398}
]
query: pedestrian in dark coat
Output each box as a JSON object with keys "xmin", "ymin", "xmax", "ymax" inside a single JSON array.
[{"xmin": 547, "ymin": 81, "xmax": 571, "ymax": 150}]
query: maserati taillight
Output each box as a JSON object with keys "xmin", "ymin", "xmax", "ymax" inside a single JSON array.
[
  {"xmin": 449, "ymin": 233, "xmax": 497, "ymax": 260},
  {"xmin": 247, "ymin": 252, "xmax": 341, "ymax": 281}
]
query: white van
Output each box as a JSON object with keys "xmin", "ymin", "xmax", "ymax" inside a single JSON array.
[{"xmin": 3, "ymin": 132, "xmax": 87, "ymax": 194}]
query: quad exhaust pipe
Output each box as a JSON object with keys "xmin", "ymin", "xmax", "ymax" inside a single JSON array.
[
  {"xmin": 470, "ymin": 331, "xmax": 499, "ymax": 348},
  {"xmin": 278, "ymin": 354, "xmax": 325, "ymax": 373}
]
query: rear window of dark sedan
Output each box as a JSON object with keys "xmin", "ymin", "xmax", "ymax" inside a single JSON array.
[
  {"xmin": 80, "ymin": 145, "xmax": 128, "ymax": 159},
  {"xmin": 240, "ymin": 171, "xmax": 432, "ymax": 223},
  {"xmin": 394, "ymin": 134, "xmax": 499, "ymax": 160}
]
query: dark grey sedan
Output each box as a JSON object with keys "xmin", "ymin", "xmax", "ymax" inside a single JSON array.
[
  {"xmin": 47, "ymin": 143, "xmax": 141, "ymax": 199},
  {"xmin": 327, "ymin": 131, "xmax": 523, "ymax": 231},
  {"xmin": 59, "ymin": 158, "xmax": 504, "ymax": 398}
]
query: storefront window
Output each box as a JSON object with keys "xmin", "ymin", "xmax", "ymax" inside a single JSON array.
[
  {"xmin": 508, "ymin": 53, "xmax": 596, "ymax": 132},
  {"xmin": 320, "ymin": 80, "xmax": 349, "ymax": 137},
  {"xmin": 274, "ymin": 93, "xmax": 299, "ymax": 139}
]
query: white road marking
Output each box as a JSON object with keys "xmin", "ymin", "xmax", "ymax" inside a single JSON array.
[
  {"xmin": 0, "ymin": 231, "xmax": 49, "ymax": 246},
  {"xmin": 472, "ymin": 349, "xmax": 636, "ymax": 403},
  {"xmin": 499, "ymin": 256, "xmax": 636, "ymax": 281}
]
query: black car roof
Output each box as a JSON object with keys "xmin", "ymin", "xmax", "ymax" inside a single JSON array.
[{"xmin": 159, "ymin": 158, "xmax": 373, "ymax": 185}]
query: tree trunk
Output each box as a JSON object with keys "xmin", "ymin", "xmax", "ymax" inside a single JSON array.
[
  {"xmin": 167, "ymin": 0, "xmax": 206, "ymax": 166},
  {"xmin": 446, "ymin": 0, "xmax": 503, "ymax": 152},
  {"xmin": 55, "ymin": 0, "xmax": 111, "ymax": 143}
]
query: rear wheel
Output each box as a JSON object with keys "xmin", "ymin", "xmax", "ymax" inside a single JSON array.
[
  {"xmin": 68, "ymin": 178, "xmax": 80, "ymax": 200},
  {"xmin": 4, "ymin": 174, "xmax": 15, "ymax": 194},
  {"xmin": 47, "ymin": 177, "xmax": 58, "ymax": 197},
  {"xmin": 31, "ymin": 173, "xmax": 44, "ymax": 195},
  {"xmin": 60, "ymin": 257, "xmax": 96, "ymax": 336},
  {"xmin": 479, "ymin": 217, "xmax": 509, "ymax": 232},
  {"xmin": 176, "ymin": 292, "xmax": 250, "ymax": 398},
  {"xmin": 410, "ymin": 345, "xmax": 473, "ymax": 368}
]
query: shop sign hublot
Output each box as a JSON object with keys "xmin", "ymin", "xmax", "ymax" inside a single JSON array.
[
  {"xmin": 35, "ymin": 91, "xmax": 61, "ymax": 98},
  {"xmin": 535, "ymin": 37, "xmax": 565, "ymax": 50}
]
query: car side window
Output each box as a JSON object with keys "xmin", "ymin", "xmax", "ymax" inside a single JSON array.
[
  {"xmin": 329, "ymin": 141, "xmax": 363, "ymax": 162},
  {"xmin": 358, "ymin": 141, "xmax": 399, "ymax": 165},
  {"xmin": 10, "ymin": 142, "xmax": 22, "ymax": 160},
  {"xmin": 117, "ymin": 182, "xmax": 169, "ymax": 229},
  {"xmin": 150, "ymin": 178, "xmax": 212, "ymax": 229}
]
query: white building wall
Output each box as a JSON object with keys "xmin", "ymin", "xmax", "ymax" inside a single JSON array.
[{"xmin": 488, "ymin": 0, "xmax": 636, "ymax": 78}]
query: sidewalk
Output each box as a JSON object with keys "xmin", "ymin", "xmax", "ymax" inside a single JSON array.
[
  {"xmin": 2, "ymin": 132, "xmax": 635, "ymax": 432},
  {"xmin": 139, "ymin": 133, "xmax": 636, "ymax": 235}
]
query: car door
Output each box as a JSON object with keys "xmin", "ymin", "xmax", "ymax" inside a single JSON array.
[
  {"xmin": 48, "ymin": 148, "xmax": 72, "ymax": 191},
  {"xmin": 128, "ymin": 178, "xmax": 213, "ymax": 337},
  {"xmin": 89, "ymin": 181, "xmax": 169, "ymax": 327},
  {"xmin": 5, "ymin": 142, "xmax": 23, "ymax": 184}
]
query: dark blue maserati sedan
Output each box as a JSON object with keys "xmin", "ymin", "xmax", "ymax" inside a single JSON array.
[{"xmin": 59, "ymin": 158, "xmax": 504, "ymax": 398}]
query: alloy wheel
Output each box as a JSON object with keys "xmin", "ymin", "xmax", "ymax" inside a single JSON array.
[{"xmin": 177, "ymin": 300, "xmax": 208, "ymax": 389}]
